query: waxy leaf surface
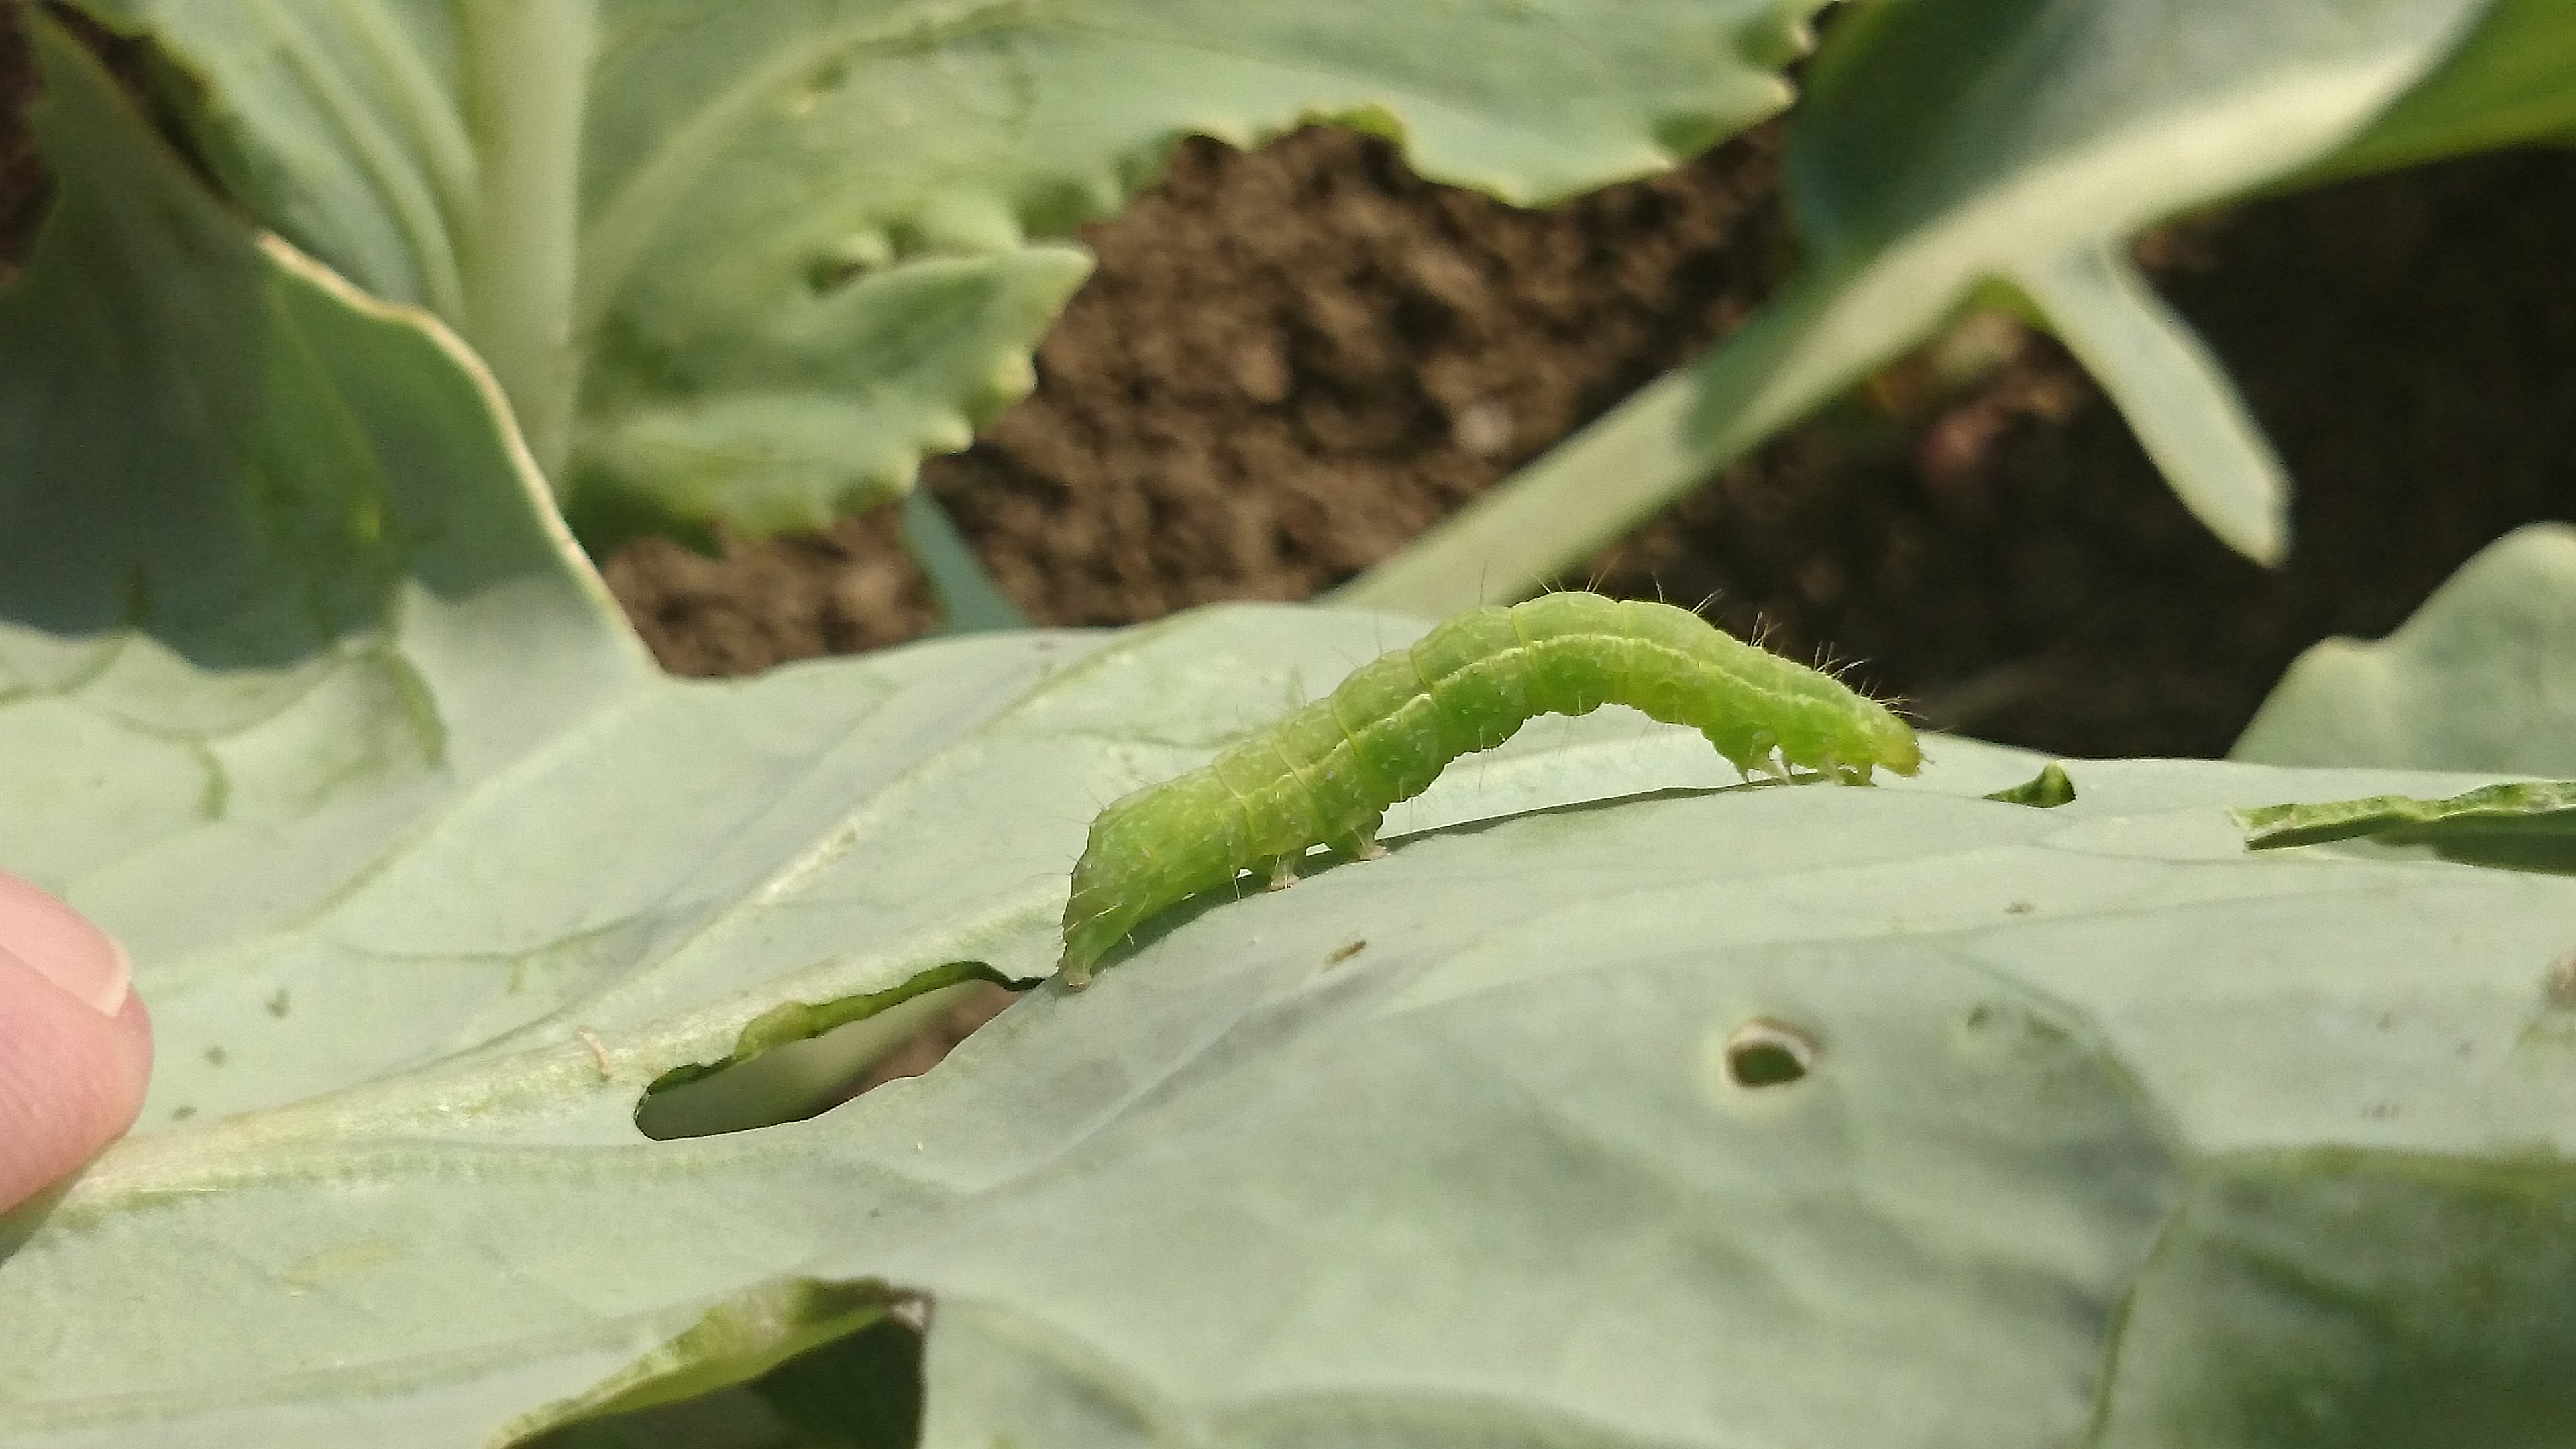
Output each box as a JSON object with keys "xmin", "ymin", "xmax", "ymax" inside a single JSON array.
[{"xmin": 7, "ymin": 34, "xmax": 2575, "ymax": 1446}]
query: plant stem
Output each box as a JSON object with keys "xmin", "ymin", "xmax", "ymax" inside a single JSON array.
[
  {"xmin": 902, "ymin": 490, "xmax": 1029, "ymax": 633},
  {"xmin": 457, "ymin": 0, "xmax": 594, "ymax": 488}
]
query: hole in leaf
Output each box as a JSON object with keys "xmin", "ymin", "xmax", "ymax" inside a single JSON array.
[
  {"xmin": 636, "ymin": 965, "xmax": 1020, "ymax": 1140},
  {"xmin": 1721, "ymin": 1019, "xmax": 1817, "ymax": 1089},
  {"xmin": 517, "ymin": 1284, "xmax": 923, "ymax": 1449}
]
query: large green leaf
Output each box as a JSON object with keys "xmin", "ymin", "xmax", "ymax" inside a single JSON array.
[
  {"xmin": 17, "ymin": 668, "xmax": 2576, "ymax": 1448},
  {"xmin": 13, "ymin": 28, "xmax": 2576, "ymax": 1442},
  {"xmin": 64, "ymin": 0, "xmax": 1824, "ymax": 546},
  {"xmin": 1342, "ymin": 0, "xmax": 2498, "ymax": 614},
  {"xmin": 0, "ymin": 15, "xmax": 650, "ymax": 960},
  {"xmin": 2233, "ymin": 523, "xmax": 2576, "ymax": 772}
]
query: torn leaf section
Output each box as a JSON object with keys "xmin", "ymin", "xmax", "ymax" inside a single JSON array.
[
  {"xmin": 636, "ymin": 961, "xmax": 1017, "ymax": 1139},
  {"xmin": 510, "ymin": 1278, "xmax": 920, "ymax": 1445},
  {"xmin": 2233, "ymin": 779, "xmax": 2576, "ymax": 873},
  {"xmin": 1985, "ymin": 761, "xmax": 2077, "ymax": 808}
]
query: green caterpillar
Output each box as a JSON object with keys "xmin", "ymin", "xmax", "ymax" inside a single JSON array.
[{"xmin": 1059, "ymin": 591, "xmax": 1921, "ymax": 986}]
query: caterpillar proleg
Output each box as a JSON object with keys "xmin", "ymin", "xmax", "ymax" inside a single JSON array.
[{"xmin": 1059, "ymin": 591, "xmax": 1920, "ymax": 986}]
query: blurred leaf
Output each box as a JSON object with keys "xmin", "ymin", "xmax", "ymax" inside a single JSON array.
[
  {"xmin": 2302, "ymin": 0, "xmax": 2576, "ymax": 180},
  {"xmin": 67, "ymin": 0, "xmax": 1828, "ymax": 547},
  {"xmin": 1342, "ymin": 0, "xmax": 2495, "ymax": 613},
  {"xmin": 2091, "ymin": 1149, "xmax": 2576, "ymax": 1445},
  {"xmin": 2012, "ymin": 241, "xmax": 2286, "ymax": 561},
  {"xmin": 2233, "ymin": 523, "xmax": 2576, "ymax": 772},
  {"xmin": 899, "ymin": 490, "xmax": 1026, "ymax": 635}
]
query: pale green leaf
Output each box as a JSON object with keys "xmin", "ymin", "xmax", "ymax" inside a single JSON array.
[
  {"xmin": 16, "ymin": 698, "xmax": 2576, "ymax": 1443},
  {"xmin": 66, "ymin": 0, "xmax": 1825, "ymax": 545},
  {"xmin": 1342, "ymin": 0, "xmax": 2493, "ymax": 613},
  {"xmin": 0, "ymin": 16, "xmax": 649, "ymax": 959},
  {"xmin": 2233, "ymin": 522, "xmax": 2576, "ymax": 772}
]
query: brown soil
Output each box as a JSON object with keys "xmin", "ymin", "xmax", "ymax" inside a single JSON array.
[
  {"xmin": 611, "ymin": 123, "xmax": 1796, "ymax": 676},
  {"xmin": 9, "ymin": 3, "xmax": 2575, "ymax": 757},
  {"xmin": 612, "ymin": 129, "xmax": 2576, "ymax": 761}
]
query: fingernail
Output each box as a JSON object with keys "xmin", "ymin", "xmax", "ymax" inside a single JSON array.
[{"xmin": 0, "ymin": 873, "xmax": 131, "ymax": 1017}]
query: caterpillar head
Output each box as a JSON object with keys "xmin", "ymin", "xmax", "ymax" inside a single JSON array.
[{"xmin": 1847, "ymin": 699, "xmax": 1922, "ymax": 781}]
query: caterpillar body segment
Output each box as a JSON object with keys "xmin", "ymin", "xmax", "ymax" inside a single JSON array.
[{"xmin": 1058, "ymin": 592, "xmax": 1920, "ymax": 986}]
